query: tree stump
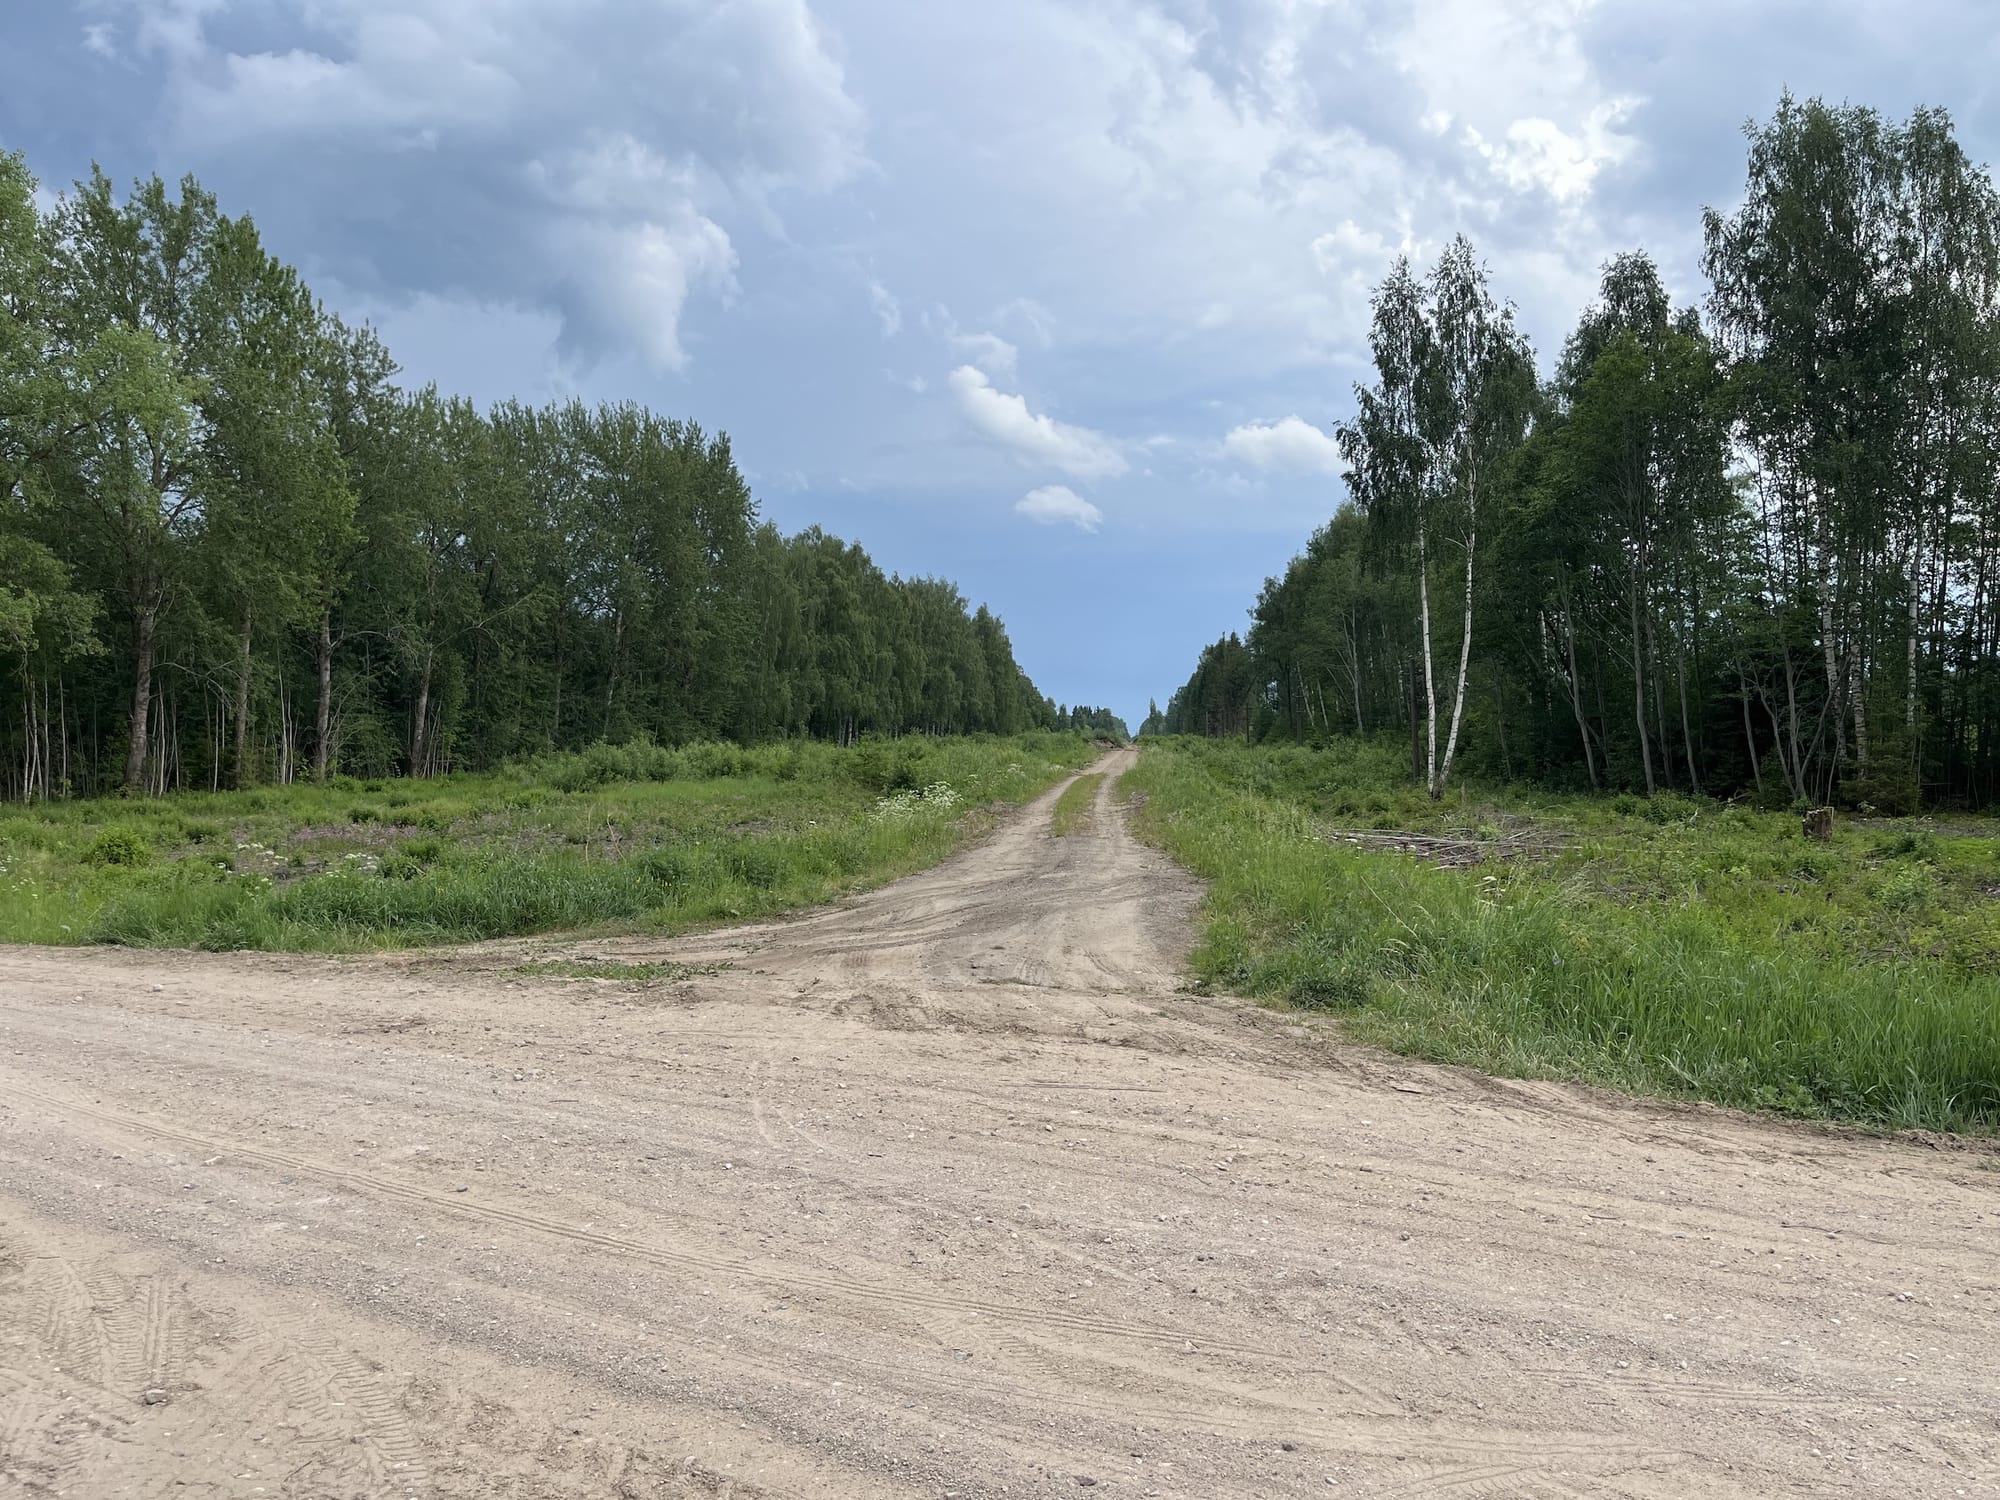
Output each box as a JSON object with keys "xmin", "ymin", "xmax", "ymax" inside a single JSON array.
[{"xmin": 1803, "ymin": 806, "xmax": 1834, "ymax": 842}]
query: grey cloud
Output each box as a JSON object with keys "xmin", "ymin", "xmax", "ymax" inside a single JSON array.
[{"xmin": 73, "ymin": 0, "xmax": 866, "ymax": 370}]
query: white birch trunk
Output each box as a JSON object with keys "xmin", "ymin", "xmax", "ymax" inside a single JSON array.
[
  {"xmin": 1436, "ymin": 515, "xmax": 1476, "ymax": 797},
  {"xmin": 1416, "ymin": 523, "xmax": 1438, "ymax": 796}
]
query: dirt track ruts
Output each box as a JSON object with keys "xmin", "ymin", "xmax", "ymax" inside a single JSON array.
[{"xmin": 2, "ymin": 749, "xmax": 1996, "ymax": 1497}]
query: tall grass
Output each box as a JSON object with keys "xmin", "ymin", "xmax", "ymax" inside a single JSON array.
[
  {"xmin": 1128, "ymin": 737, "xmax": 2000, "ymax": 1134},
  {"xmin": 0, "ymin": 733, "xmax": 1095, "ymax": 952}
]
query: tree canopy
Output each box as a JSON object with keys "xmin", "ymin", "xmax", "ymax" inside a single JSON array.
[
  {"xmin": 1161, "ymin": 96, "xmax": 2000, "ymax": 811},
  {"xmin": 0, "ymin": 160, "xmax": 1061, "ymax": 798}
]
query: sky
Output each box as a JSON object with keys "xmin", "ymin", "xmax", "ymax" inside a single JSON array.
[{"xmin": 5, "ymin": 1, "xmax": 2000, "ymax": 729}]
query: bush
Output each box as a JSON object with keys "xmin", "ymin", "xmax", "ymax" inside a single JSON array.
[
  {"xmin": 681, "ymin": 741, "xmax": 747, "ymax": 780},
  {"xmin": 84, "ymin": 827, "xmax": 153, "ymax": 867},
  {"xmin": 1848, "ymin": 766, "xmax": 1921, "ymax": 816},
  {"xmin": 1872, "ymin": 828, "xmax": 1940, "ymax": 862},
  {"xmin": 850, "ymin": 739, "xmax": 926, "ymax": 793}
]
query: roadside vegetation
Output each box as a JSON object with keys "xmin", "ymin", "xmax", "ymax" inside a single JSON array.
[
  {"xmin": 1049, "ymin": 774, "xmax": 1104, "ymax": 836},
  {"xmin": 0, "ymin": 733, "xmax": 1094, "ymax": 952},
  {"xmin": 1129, "ymin": 736, "xmax": 2000, "ymax": 1134}
]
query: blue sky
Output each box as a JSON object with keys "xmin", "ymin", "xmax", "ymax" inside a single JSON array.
[{"xmin": 6, "ymin": 1, "xmax": 1999, "ymax": 727}]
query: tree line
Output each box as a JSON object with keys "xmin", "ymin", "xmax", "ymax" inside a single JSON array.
[
  {"xmin": 1, "ymin": 159, "xmax": 1064, "ymax": 799},
  {"xmin": 1155, "ymin": 95, "xmax": 2000, "ymax": 811}
]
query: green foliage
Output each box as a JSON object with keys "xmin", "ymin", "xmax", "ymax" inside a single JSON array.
[
  {"xmin": 1130, "ymin": 737, "xmax": 2000, "ymax": 1134},
  {"xmin": 83, "ymin": 826, "xmax": 152, "ymax": 867},
  {"xmin": 1156, "ymin": 98, "xmax": 2000, "ymax": 818},
  {"xmin": 1, "ymin": 167, "xmax": 1063, "ymax": 802},
  {"xmin": 0, "ymin": 732, "xmax": 1095, "ymax": 950}
]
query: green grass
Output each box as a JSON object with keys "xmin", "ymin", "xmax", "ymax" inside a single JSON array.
[
  {"xmin": 1050, "ymin": 773, "xmax": 1104, "ymax": 836},
  {"xmin": 1127, "ymin": 736, "xmax": 2000, "ymax": 1135},
  {"xmin": 512, "ymin": 959, "xmax": 702, "ymax": 982},
  {"xmin": 0, "ymin": 733, "xmax": 1096, "ymax": 953}
]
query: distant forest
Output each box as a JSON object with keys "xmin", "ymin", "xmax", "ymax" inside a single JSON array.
[
  {"xmin": 0, "ymin": 157, "xmax": 1125, "ymax": 800},
  {"xmin": 1152, "ymin": 96, "xmax": 2000, "ymax": 811}
]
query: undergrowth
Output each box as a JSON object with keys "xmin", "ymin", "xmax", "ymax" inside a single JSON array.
[
  {"xmin": 0, "ymin": 733, "xmax": 1094, "ymax": 952},
  {"xmin": 1127, "ymin": 735, "xmax": 2000, "ymax": 1134}
]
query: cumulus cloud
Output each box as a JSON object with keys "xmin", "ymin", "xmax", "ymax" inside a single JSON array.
[
  {"xmin": 79, "ymin": 0, "xmax": 866, "ymax": 372},
  {"xmin": 1467, "ymin": 101, "xmax": 1637, "ymax": 204},
  {"xmin": 948, "ymin": 330, "xmax": 1017, "ymax": 377},
  {"xmin": 948, "ymin": 366, "xmax": 1127, "ymax": 479},
  {"xmin": 1015, "ymin": 485, "xmax": 1103, "ymax": 532},
  {"xmin": 1223, "ymin": 416, "xmax": 1344, "ymax": 476}
]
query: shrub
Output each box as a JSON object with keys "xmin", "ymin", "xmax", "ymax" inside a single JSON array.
[
  {"xmin": 851, "ymin": 739, "xmax": 926, "ymax": 793},
  {"xmin": 681, "ymin": 741, "xmax": 747, "ymax": 780},
  {"xmin": 1873, "ymin": 828, "xmax": 1940, "ymax": 862},
  {"xmin": 84, "ymin": 827, "xmax": 153, "ymax": 867}
]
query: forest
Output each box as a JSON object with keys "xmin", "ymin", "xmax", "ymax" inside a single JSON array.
[
  {"xmin": 1151, "ymin": 97, "xmax": 2000, "ymax": 813},
  {"xmin": 0, "ymin": 156, "xmax": 1083, "ymax": 802}
]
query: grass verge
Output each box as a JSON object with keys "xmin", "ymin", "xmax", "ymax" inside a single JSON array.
[
  {"xmin": 0, "ymin": 733, "xmax": 1096, "ymax": 953},
  {"xmin": 1127, "ymin": 736, "xmax": 2000, "ymax": 1134},
  {"xmin": 1050, "ymin": 774, "xmax": 1105, "ymax": 836}
]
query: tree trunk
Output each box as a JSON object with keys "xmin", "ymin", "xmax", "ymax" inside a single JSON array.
[
  {"xmin": 603, "ymin": 608, "xmax": 625, "ymax": 739},
  {"xmin": 410, "ymin": 655, "xmax": 433, "ymax": 777},
  {"xmin": 1739, "ymin": 667, "xmax": 1763, "ymax": 794},
  {"xmin": 1850, "ymin": 646, "xmax": 1869, "ymax": 773},
  {"xmin": 233, "ymin": 602, "xmax": 253, "ymax": 789},
  {"xmin": 1416, "ymin": 526, "xmax": 1439, "ymax": 795},
  {"xmin": 1406, "ymin": 664, "xmax": 1422, "ymax": 782},
  {"xmin": 1819, "ymin": 571, "xmax": 1846, "ymax": 767},
  {"xmin": 1558, "ymin": 583, "xmax": 1598, "ymax": 789},
  {"xmin": 1648, "ymin": 608, "xmax": 1674, "ymax": 790},
  {"xmin": 1435, "ymin": 520, "xmax": 1476, "ymax": 797},
  {"xmin": 121, "ymin": 605, "xmax": 158, "ymax": 792},
  {"xmin": 1675, "ymin": 633, "xmax": 1700, "ymax": 796},
  {"xmin": 314, "ymin": 609, "xmax": 333, "ymax": 783},
  {"xmin": 1780, "ymin": 643, "xmax": 1806, "ymax": 802},
  {"xmin": 1906, "ymin": 534, "xmax": 1922, "ymax": 743},
  {"xmin": 1627, "ymin": 571, "xmax": 1654, "ymax": 796}
]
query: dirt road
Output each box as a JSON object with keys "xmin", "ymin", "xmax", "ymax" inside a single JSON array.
[{"xmin": 2, "ymin": 750, "xmax": 1995, "ymax": 1498}]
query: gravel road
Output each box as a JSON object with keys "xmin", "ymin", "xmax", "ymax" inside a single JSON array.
[{"xmin": 2, "ymin": 749, "xmax": 1995, "ymax": 1497}]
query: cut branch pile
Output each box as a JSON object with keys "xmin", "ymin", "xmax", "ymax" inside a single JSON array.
[{"xmin": 1321, "ymin": 827, "xmax": 1576, "ymax": 869}]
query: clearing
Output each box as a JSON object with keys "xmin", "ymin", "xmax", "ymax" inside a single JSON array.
[{"xmin": 2, "ymin": 750, "xmax": 1995, "ymax": 1497}]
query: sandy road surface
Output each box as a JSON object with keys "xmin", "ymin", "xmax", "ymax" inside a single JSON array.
[{"xmin": 2, "ymin": 749, "xmax": 1997, "ymax": 1499}]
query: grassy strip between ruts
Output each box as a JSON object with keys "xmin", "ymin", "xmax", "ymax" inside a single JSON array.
[
  {"xmin": 0, "ymin": 733, "xmax": 1097, "ymax": 952},
  {"xmin": 1050, "ymin": 774, "xmax": 1105, "ymax": 836},
  {"xmin": 1126, "ymin": 736, "xmax": 2000, "ymax": 1135}
]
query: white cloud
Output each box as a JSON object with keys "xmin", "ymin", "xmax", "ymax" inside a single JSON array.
[
  {"xmin": 554, "ymin": 216, "xmax": 737, "ymax": 371},
  {"xmin": 96, "ymin": 0, "xmax": 866, "ymax": 373},
  {"xmin": 947, "ymin": 366, "xmax": 1127, "ymax": 479},
  {"xmin": 1015, "ymin": 485, "xmax": 1103, "ymax": 532},
  {"xmin": 948, "ymin": 330, "xmax": 1017, "ymax": 377},
  {"xmin": 869, "ymin": 278, "xmax": 901, "ymax": 338},
  {"xmin": 1468, "ymin": 101, "xmax": 1636, "ymax": 203},
  {"xmin": 1223, "ymin": 416, "xmax": 1344, "ymax": 476}
]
